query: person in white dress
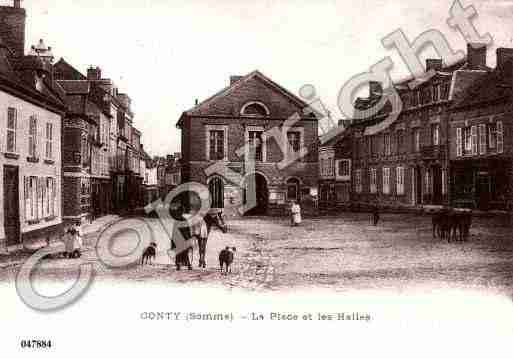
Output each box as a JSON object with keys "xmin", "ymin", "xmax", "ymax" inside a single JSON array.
[
  {"xmin": 290, "ymin": 200, "xmax": 302, "ymax": 227},
  {"xmin": 65, "ymin": 224, "xmax": 83, "ymax": 258}
]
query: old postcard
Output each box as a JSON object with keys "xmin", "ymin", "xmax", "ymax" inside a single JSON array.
[{"xmin": 0, "ymin": 0, "xmax": 512, "ymax": 357}]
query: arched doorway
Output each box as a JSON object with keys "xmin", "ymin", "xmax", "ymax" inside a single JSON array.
[
  {"xmin": 243, "ymin": 172, "xmax": 269, "ymax": 215},
  {"xmin": 208, "ymin": 177, "xmax": 224, "ymax": 209},
  {"xmin": 287, "ymin": 178, "xmax": 301, "ymax": 202}
]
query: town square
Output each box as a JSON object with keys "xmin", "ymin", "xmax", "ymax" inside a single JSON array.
[{"xmin": 1, "ymin": 0, "xmax": 513, "ymax": 300}]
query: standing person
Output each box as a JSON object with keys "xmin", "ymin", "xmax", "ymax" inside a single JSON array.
[
  {"xmin": 65, "ymin": 224, "xmax": 83, "ymax": 258},
  {"xmin": 372, "ymin": 205, "xmax": 380, "ymax": 226},
  {"xmin": 290, "ymin": 200, "xmax": 302, "ymax": 227},
  {"xmin": 191, "ymin": 215, "xmax": 209, "ymax": 268}
]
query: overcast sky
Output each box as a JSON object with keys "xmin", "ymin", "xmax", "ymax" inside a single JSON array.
[{"xmin": 11, "ymin": 0, "xmax": 513, "ymax": 156}]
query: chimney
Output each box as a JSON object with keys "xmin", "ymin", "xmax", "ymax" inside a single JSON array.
[
  {"xmin": 426, "ymin": 59, "xmax": 443, "ymax": 73},
  {"xmin": 467, "ymin": 43, "xmax": 487, "ymax": 69},
  {"xmin": 369, "ymin": 81, "xmax": 383, "ymax": 98},
  {"xmin": 230, "ymin": 75, "xmax": 242, "ymax": 85},
  {"xmin": 0, "ymin": 1, "xmax": 26, "ymax": 59},
  {"xmin": 87, "ymin": 66, "xmax": 101, "ymax": 80}
]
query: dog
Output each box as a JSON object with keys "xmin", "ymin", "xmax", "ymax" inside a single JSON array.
[
  {"xmin": 141, "ymin": 242, "xmax": 157, "ymax": 265},
  {"xmin": 219, "ymin": 247, "xmax": 236, "ymax": 273}
]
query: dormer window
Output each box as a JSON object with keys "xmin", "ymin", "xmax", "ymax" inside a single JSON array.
[{"xmin": 240, "ymin": 101, "xmax": 270, "ymax": 117}]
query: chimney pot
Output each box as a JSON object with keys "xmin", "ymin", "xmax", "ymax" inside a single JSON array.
[
  {"xmin": 369, "ymin": 81, "xmax": 383, "ymax": 98},
  {"xmin": 467, "ymin": 43, "xmax": 487, "ymax": 69},
  {"xmin": 230, "ymin": 75, "xmax": 242, "ymax": 85},
  {"xmin": 426, "ymin": 59, "xmax": 443, "ymax": 73},
  {"xmin": 14, "ymin": 0, "xmax": 21, "ymax": 8}
]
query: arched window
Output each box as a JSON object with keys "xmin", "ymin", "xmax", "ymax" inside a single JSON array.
[
  {"xmin": 241, "ymin": 102, "xmax": 270, "ymax": 117},
  {"xmin": 286, "ymin": 178, "xmax": 301, "ymax": 202},
  {"xmin": 209, "ymin": 177, "xmax": 224, "ymax": 209}
]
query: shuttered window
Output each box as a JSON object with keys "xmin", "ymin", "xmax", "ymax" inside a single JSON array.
[
  {"xmin": 456, "ymin": 127, "xmax": 462, "ymax": 157},
  {"xmin": 471, "ymin": 125, "xmax": 478, "ymax": 155},
  {"xmin": 497, "ymin": 121, "xmax": 504, "ymax": 154},
  {"xmin": 396, "ymin": 167, "xmax": 405, "ymax": 195},
  {"xmin": 479, "ymin": 124, "xmax": 487, "ymax": 155}
]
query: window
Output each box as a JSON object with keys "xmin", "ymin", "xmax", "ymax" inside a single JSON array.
[
  {"xmin": 370, "ymin": 168, "xmax": 377, "ymax": 194},
  {"xmin": 45, "ymin": 123, "xmax": 53, "ymax": 159},
  {"xmin": 287, "ymin": 131, "xmax": 301, "ymax": 152},
  {"xmin": 337, "ymin": 159, "xmax": 351, "ymax": 178},
  {"xmin": 383, "ymin": 167, "xmax": 390, "ymax": 195},
  {"xmin": 384, "ymin": 133, "xmax": 391, "ymax": 156},
  {"xmin": 479, "ymin": 124, "xmax": 487, "ymax": 155},
  {"xmin": 396, "ymin": 167, "xmax": 405, "ymax": 195},
  {"xmin": 431, "ymin": 124, "xmax": 440, "ymax": 146},
  {"xmin": 471, "ymin": 125, "xmax": 478, "ymax": 155},
  {"xmin": 411, "ymin": 91, "xmax": 419, "ymax": 107},
  {"xmin": 433, "ymin": 85, "xmax": 440, "ymax": 102},
  {"xmin": 488, "ymin": 123, "xmax": 497, "ymax": 149},
  {"xmin": 463, "ymin": 127, "xmax": 472, "ymax": 155},
  {"xmin": 24, "ymin": 176, "xmax": 39, "ymax": 222},
  {"xmin": 241, "ymin": 102, "xmax": 269, "ymax": 116},
  {"xmin": 248, "ymin": 131, "xmax": 263, "ymax": 161},
  {"xmin": 425, "ymin": 171, "xmax": 432, "ymax": 195},
  {"xmin": 209, "ymin": 130, "xmax": 225, "ymax": 160},
  {"xmin": 396, "ymin": 130, "xmax": 405, "ymax": 154},
  {"xmin": 355, "ymin": 169, "xmax": 363, "ymax": 193},
  {"xmin": 28, "ymin": 116, "xmax": 37, "ymax": 158},
  {"xmin": 497, "ymin": 121, "xmax": 504, "ymax": 154},
  {"xmin": 440, "ymin": 83, "xmax": 450, "ymax": 100},
  {"xmin": 442, "ymin": 169, "xmax": 447, "ymax": 195},
  {"xmin": 413, "ymin": 128, "xmax": 421, "ymax": 152},
  {"xmin": 6, "ymin": 107, "xmax": 17, "ymax": 153}
]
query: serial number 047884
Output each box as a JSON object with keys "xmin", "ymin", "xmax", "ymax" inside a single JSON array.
[{"xmin": 20, "ymin": 340, "xmax": 52, "ymax": 349}]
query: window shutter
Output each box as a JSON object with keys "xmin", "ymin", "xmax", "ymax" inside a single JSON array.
[
  {"xmin": 471, "ymin": 125, "xmax": 478, "ymax": 155},
  {"xmin": 479, "ymin": 124, "xmax": 487, "ymax": 155},
  {"xmin": 456, "ymin": 128, "xmax": 462, "ymax": 157},
  {"xmin": 497, "ymin": 121, "xmax": 504, "ymax": 154}
]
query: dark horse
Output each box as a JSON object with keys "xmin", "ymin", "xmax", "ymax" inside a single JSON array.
[{"xmin": 173, "ymin": 211, "xmax": 227, "ymax": 271}]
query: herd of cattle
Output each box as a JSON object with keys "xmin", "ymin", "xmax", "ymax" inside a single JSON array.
[{"xmin": 431, "ymin": 208, "xmax": 472, "ymax": 242}]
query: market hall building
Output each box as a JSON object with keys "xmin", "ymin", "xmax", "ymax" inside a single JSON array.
[{"xmin": 177, "ymin": 71, "xmax": 319, "ymax": 216}]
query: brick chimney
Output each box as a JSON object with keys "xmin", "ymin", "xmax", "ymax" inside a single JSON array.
[
  {"xmin": 467, "ymin": 43, "xmax": 487, "ymax": 69},
  {"xmin": 87, "ymin": 66, "xmax": 102, "ymax": 80},
  {"xmin": 496, "ymin": 47, "xmax": 513, "ymax": 80},
  {"xmin": 369, "ymin": 81, "xmax": 383, "ymax": 98},
  {"xmin": 0, "ymin": 0, "xmax": 26, "ymax": 59},
  {"xmin": 230, "ymin": 75, "xmax": 242, "ymax": 85},
  {"xmin": 426, "ymin": 59, "xmax": 442, "ymax": 72}
]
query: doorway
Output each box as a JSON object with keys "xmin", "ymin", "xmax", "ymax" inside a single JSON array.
[
  {"xmin": 244, "ymin": 173, "xmax": 269, "ymax": 215},
  {"xmin": 3, "ymin": 166, "xmax": 20, "ymax": 246}
]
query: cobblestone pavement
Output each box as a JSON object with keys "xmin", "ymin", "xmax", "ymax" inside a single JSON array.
[{"xmin": 1, "ymin": 213, "xmax": 512, "ymax": 296}]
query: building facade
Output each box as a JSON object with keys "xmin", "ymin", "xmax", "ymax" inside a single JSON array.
[
  {"xmin": 347, "ymin": 44, "xmax": 490, "ymax": 211},
  {"xmin": 178, "ymin": 71, "xmax": 319, "ymax": 216},
  {"xmin": 54, "ymin": 60, "xmax": 145, "ymax": 221},
  {"xmin": 449, "ymin": 47, "xmax": 513, "ymax": 211},
  {"xmin": 1, "ymin": 1, "xmax": 65, "ymax": 247}
]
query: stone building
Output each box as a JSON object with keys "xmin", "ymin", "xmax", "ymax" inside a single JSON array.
[
  {"xmin": 449, "ymin": 47, "xmax": 513, "ymax": 211},
  {"xmin": 0, "ymin": 1, "xmax": 66, "ymax": 247},
  {"xmin": 54, "ymin": 60, "xmax": 144, "ymax": 220},
  {"xmin": 177, "ymin": 70, "xmax": 319, "ymax": 216},
  {"xmin": 347, "ymin": 43, "xmax": 489, "ymax": 211},
  {"xmin": 318, "ymin": 125, "xmax": 352, "ymax": 212}
]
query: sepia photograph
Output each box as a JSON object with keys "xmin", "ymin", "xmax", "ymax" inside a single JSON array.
[{"xmin": 0, "ymin": 0, "xmax": 512, "ymax": 357}]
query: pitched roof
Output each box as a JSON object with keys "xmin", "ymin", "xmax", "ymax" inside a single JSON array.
[
  {"xmin": 57, "ymin": 80, "xmax": 91, "ymax": 94},
  {"xmin": 177, "ymin": 70, "xmax": 316, "ymax": 127},
  {"xmin": 452, "ymin": 70, "xmax": 511, "ymax": 110}
]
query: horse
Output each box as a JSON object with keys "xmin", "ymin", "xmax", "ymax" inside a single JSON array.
[
  {"xmin": 173, "ymin": 211, "xmax": 228, "ymax": 270},
  {"xmin": 196, "ymin": 212, "xmax": 228, "ymax": 269}
]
